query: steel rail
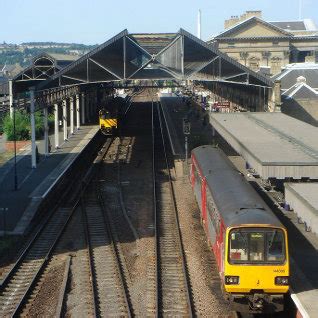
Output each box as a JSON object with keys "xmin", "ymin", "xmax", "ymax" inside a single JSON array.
[
  {"xmin": 0, "ymin": 138, "xmax": 111, "ymax": 317},
  {"xmin": 81, "ymin": 137, "xmax": 114, "ymax": 318},
  {"xmin": 80, "ymin": 138, "xmax": 132, "ymax": 317},
  {"xmin": 81, "ymin": 201, "xmax": 99, "ymax": 318},
  {"xmin": 157, "ymin": 99, "xmax": 194, "ymax": 315},
  {"xmin": 153, "ymin": 94, "xmax": 193, "ymax": 316},
  {"xmin": 97, "ymin": 185, "xmax": 132, "ymax": 317},
  {"xmin": 55, "ymin": 255, "xmax": 71, "ymax": 318},
  {"xmin": 7, "ymin": 206, "xmax": 77, "ymax": 317}
]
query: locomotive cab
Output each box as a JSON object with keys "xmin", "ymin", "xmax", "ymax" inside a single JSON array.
[
  {"xmin": 224, "ymin": 226, "xmax": 289, "ymax": 313},
  {"xmin": 99, "ymin": 108, "xmax": 118, "ymax": 135}
]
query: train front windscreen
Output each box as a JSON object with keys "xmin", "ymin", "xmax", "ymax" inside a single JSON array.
[{"xmin": 228, "ymin": 228, "xmax": 286, "ymax": 264}]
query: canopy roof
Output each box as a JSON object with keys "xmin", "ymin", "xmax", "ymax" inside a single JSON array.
[{"xmin": 36, "ymin": 29, "xmax": 272, "ymax": 91}]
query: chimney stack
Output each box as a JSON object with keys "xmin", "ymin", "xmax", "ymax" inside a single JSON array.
[{"xmin": 198, "ymin": 9, "xmax": 201, "ymax": 39}]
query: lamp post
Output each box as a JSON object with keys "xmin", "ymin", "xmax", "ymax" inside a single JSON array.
[
  {"xmin": 13, "ymin": 100, "xmax": 18, "ymax": 190},
  {"xmin": 183, "ymin": 117, "xmax": 191, "ymax": 175}
]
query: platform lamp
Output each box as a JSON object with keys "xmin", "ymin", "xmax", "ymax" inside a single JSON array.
[{"xmin": 13, "ymin": 99, "xmax": 18, "ymax": 191}]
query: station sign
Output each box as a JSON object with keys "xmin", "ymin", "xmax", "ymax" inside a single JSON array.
[{"xmin": 214, "ymin": 101, "xmax": 230, "ymax": 108}]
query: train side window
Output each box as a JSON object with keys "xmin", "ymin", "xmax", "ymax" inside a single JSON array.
[
  {"xmin": 206, "ymin": 189, "xmax": 220, "ymax": 235},
  {"xmin": 206, "ymin": 190, "xmax": 214, "ymax": 213}
]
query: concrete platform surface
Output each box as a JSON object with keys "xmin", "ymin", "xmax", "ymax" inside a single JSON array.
[
  {"xmin": 210, "ymin": 112, "xmax": 318, "ymax": 179},
  {"xmin": 0, "ymin": 125, "xmax": 99, "ymax": 234},
  {"xmin": 285, "ymin": 183, "xmax": 318, "ymax": 236}
]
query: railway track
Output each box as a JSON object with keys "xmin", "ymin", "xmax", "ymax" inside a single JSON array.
[
  {"xmin": 152, "ymin": 98, "xmax": 193, "ymax": 316},
  {"xmin": 0, "ymin": 206, "xmax": 74, "ymax": 317},
  {"xmin": 81, "ymin": 185, "xmax": 131, "ymax": 317},
  {"xmin": 0, "ymin": 137, "xmax": 111, "ymax": 317},
  {"xmin": 71, "ymin": 136, "xmax": 132, "ymax": 317}
]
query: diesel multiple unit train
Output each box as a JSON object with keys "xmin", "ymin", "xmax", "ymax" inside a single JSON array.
[
  {"xmin": 99, "ymin": 96, "xmax": 123, "ymax": 135},
  {"xmin": 99, "ymin": 108, "xmax": 118, "ymax": 135},
  {"xmin": 190, "ymin": 145, "xmax": 289, "ymax": 313}
]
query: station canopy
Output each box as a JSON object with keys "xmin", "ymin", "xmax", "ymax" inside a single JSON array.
[
  {"xmin": 13, "ymin": 53, "xmax": 76, "ymax": 94},
  {"xmin": 36, "ymin": 29, "xmax": 272, "ymax": 91}
]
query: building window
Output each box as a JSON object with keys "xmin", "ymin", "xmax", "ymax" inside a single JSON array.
[
  {"xmin": 271, "ymin": 57, "xmax": 282, "ymax": 74},
  {"xmin": 248, "ymin": 57, "xmax": 260, "ymax": 71}
]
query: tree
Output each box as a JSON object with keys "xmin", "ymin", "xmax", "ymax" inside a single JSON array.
[{"xmin": 2, "ymin": 110, "xmax": 43, "ymax": 141}]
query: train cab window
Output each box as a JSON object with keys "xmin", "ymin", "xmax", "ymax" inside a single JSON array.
[
  {"xmin": 229, "ymin": 228, "xmax": 285, "ymax": 264},
  {"xmin": 99, "ymin": 109, "xmax": 112, "ymax": 119},
  {"xmin": 266, "ymin": 230, "xmax": 284, "ymax": 262},
  {"xmin": 249, "ymin": 233, "xmax": 264, "ymax": 261},
  {"xmin": 229, "ymin": 231, "xmax": 248, "ymax": 261}
]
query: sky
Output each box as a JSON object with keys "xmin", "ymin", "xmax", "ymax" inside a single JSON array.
[{"xmin": 1, "ymin": 0, "xmax": 318, "ymax": 44}]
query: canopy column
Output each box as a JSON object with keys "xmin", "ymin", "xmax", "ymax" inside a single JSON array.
[
  {"xmin": 54, "ymin": 103, "xmax": 59, "ymax": 149},
  {"xmin": 76, "ymin": 94, "xmax": 80, "ymax": 130},
  {"xmin": 63, "ymin": 99, "xmax": 68, "ymax": 141},
  {"xmin": 81, "ymin": 93, "xmax": 86, "ymax": 124},
  {"xmin": 70, "ymin": 96, "xmax": 74, "ymax": 134}
]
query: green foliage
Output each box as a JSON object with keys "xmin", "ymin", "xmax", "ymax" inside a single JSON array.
[
  {"xmin": 48, "ymin": 113, "xmax": 55, "ymax": 130},
  {"xmin": 0, "ymin": 117, "xmax": 4, "ymax": 134},
  {"xmin": 2, "ymin": 110, "xmax": 44, "ymax": 141}
]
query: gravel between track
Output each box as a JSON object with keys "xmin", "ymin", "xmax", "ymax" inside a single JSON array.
[
  {"xmin": 173, "ymin": 176, "xmax": 234, "ymax": 317},
  {"xmin": 25, "ymin": 257, "xmax": 67, "ymax": 317}
]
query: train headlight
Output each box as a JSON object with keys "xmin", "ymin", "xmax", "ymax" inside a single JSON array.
[
  {"xmin": 275, "ymin": 276, "xmax": 289, "ymax": 285},
  {"xmin": 225, "ymin": 276, "xmax": 240, "ymax": 285}
]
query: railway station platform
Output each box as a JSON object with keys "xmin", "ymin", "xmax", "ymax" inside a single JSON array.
[
  {"xmin": 285, "ymin": 183, "xmax": 318, "ymax": 236},
  {"xmin": 160, "ymin": 95, "xmax": 184, "ymax": 159},
  {"xmin": 160, "ymin": 94, "xmax": 192, "ymax": 178},
  {"xmin": 0, "ymin": 125, "xmax": 99, "ymax": 235},
  {"xmin": 209, "ymin": 112, "xmax": 318, "ymax": 179}
]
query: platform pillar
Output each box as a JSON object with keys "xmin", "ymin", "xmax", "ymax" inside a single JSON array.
[
  {"xmin": 81, "ymin": 93, "xmax": 85, "ymax": 124},
  {"xmin": 9, "ymin": 80, "xmax": 13, "ymax": 118},
  {"xmin": 30, "ymin": 88, "xmax": 36, "ymax": 169},
  {"xmin": 76, "ymin": 94, "xmax": 80, "ymax": 130},
  {"xmin": 54, "ymin": 103, "xmax": 59, "ymax": 149},
  {"xmin": 70, "ymin": 96, "xmax": 74, "ymax": 135},
  {"xmin": 94, "ymin": 90, "xmax": 98, "ymax": 119},
  {"xmin": 63, "ymin": 99, "xmax": 68, "ymax": 141},
  {"xmin": 89, "ymin": 91, "xmax": 93, "ymax": 120},
  {"xmin": 86, "ymin": 92, "xmax": 90, "ymax": 122},
  {"xmin": 43, "ymin": 107, "xmax": 49, "ymax": 156}
]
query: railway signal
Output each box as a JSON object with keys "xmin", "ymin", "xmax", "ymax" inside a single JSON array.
[{"xmin": 183, "ymin": 118, "xmax": 191, "ymax": 135}]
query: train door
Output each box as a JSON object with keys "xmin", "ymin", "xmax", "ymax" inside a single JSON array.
[
  {"xmin": 206, "ymin": 189, "xmax": 217, "ymax": 246},
  {"xmin": 193, "ymin": 164, "xmax": 202, "ymax": 212},
  {"xmin": 218, "ymin": 223, "xmax": 226, "ymax": 276},
  {"xmin": 190, "ymin": 160, "xmax": 195, "ymax": 187},
  {"xmin": 201, "ymin": 178, "xmax": 207, "ymax": 225}
]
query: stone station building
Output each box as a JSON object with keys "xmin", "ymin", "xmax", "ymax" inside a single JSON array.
[{"xmin": 208, "ymin": 11, "xmax": 318, "ymax": 76}]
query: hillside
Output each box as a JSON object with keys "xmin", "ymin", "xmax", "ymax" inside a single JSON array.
[{"xmin": 0, "ymin": 42, "xmax": 98, "ymax": 68}]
